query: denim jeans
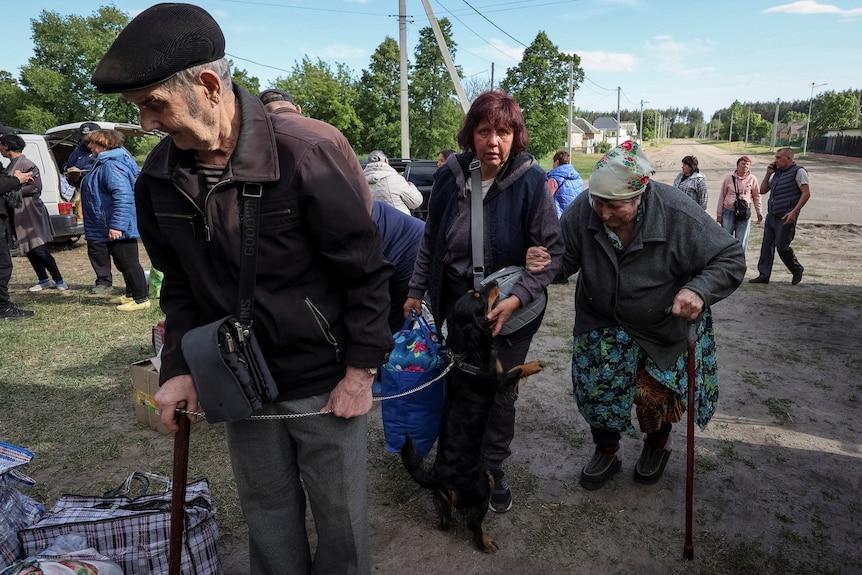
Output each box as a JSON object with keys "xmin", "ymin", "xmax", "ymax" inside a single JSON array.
[{"xmin": 721, "ymin": 207, "xmax": 752, "ymax": 251}]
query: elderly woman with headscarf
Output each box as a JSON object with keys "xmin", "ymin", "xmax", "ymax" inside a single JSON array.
[
  {"xmin": 404, "ymin": 90, "xmax": 563, "ymax": 512},
  {"xmin": 559, "ymin": 142, "xmax": 745, "ymax": 490}
]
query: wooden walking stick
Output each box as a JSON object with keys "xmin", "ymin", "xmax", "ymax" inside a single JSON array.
[
  {"xmin": 169, "ymin": 406, "xmax": 191, "ymax": 575},
  {"xmin": 684, "ymin": 322, "xmax": 697, "ymax": 560}
]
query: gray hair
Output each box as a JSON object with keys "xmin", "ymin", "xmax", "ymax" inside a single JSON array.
[{"xmin": 161, "ymin": 58, "xmax": 232, "ymax": 105}]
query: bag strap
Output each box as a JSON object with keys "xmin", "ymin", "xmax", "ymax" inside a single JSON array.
[
  {"xmin": 469, "ymin": 158, "xmax": 484, "ymax": 291},
  {"xmin": 732, "ymin": 175, "xmax": 741, "ymax": 201},
  {"xmin": 238, "ymin": 183, "xmax": 263, "ymax": 326}
]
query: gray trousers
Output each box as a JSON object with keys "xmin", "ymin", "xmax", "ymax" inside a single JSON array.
[{"xmin": 225, "ymin": 392, "xmax": 370, "ymax": 575}]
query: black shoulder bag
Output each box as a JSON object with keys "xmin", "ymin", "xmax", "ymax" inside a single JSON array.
[
  {"xmin": 181, "ymin": 183, "xmax": 279, "ymax": 423},
  {"xmin": 732, "ymin": 175, "xmax": 751, "ymax": 221}
]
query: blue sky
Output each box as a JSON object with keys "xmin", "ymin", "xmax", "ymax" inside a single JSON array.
[{"xmin": 4, "ymin": 0, "xmax": 861, "ymax": 119}]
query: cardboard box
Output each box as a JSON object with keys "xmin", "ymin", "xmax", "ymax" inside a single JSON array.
[{"xmin": 131, "ymin": 357, "xmax": 172, "ymax": 435}]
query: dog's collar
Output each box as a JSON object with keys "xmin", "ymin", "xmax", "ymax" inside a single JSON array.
[{"xmin": 447, "ymin": 349, "xmax": 483, "ymax": 375}]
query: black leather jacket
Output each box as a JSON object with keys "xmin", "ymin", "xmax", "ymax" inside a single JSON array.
[{"xmin": 135, "ymin": 84, "xmax": 393, "ymax": 400}]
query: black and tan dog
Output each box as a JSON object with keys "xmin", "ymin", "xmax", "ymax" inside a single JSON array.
[{"xmin": 400, "ymin": 284, "xmax": 543, "ymax": 553}]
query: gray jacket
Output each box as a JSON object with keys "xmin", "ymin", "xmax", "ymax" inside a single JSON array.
[{"xmin": 560, "ymin": 180, "xmax": 745, "ymax": 368}]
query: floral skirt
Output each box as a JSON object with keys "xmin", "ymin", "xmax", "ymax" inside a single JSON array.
[{"xmin": 571, "ymin": 311, "xmax": 719, "ymax": 432}]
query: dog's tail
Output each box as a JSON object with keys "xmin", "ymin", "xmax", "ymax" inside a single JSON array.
[{"xmin": 400, "ymin": 436, "xmax": 439, "ymax": 490}]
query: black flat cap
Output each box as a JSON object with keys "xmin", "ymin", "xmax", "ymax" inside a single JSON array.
[
  {"xmin": 91, "ymin": 3, "xmax": 225, "ymax": 93},
  {"xmin": 259, "ymin": 89, "xmax": 295, "ymax": 106}
]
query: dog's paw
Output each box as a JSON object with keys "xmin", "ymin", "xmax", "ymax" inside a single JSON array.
[
  {"xmin": 509, "ymin": 360, "xmax": 544, "ymax": 379},
  {"xmin": 479, "ymin": 534, "xmax": 500, "ymax": 554}
]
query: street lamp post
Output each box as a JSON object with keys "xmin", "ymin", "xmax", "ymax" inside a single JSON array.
[
  {"xmin": 803, "ymin": 82, "xmax": 827, "ymax": 157},
  {"xmin": 639, "ymin": 100, "xmax": 648, "ymax": 144}
]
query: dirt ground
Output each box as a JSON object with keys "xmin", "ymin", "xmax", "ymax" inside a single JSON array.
[{"xmin": 354, "ymin": 142, "xmax": 862, "ymax": 575}]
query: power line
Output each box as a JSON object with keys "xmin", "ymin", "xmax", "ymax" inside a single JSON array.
[
  {"xmin": 458, "ymin": 0, "xmax": 529, "ymax": 48},
  {"xmin": 434, "ymin": 0, "xmax": 517, "ymax": 63}
]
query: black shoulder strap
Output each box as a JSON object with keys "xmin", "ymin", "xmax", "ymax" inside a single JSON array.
[
  {"xmin": 732, "ymin": 175, "xmax": 740, "ymax": 200},
  {"xmin": 238, "ymin": 183, "xmax": 263, "ymax": 326},
  {"xmin": 469, "ymin": 158, "xmax": 484, "ymax": 291}
]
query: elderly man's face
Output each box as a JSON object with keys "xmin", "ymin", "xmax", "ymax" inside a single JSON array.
[{"xmin": 123, "ymin": 81, "xmax": 218, "ymax": 152}]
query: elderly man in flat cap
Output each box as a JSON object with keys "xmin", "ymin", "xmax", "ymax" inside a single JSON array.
[
  {"xmin": 559, "ymin": 142, "xmax": 745, "ymax": 492},
  {"xmin": 92, "ymin": 4, "xmax": 392, "ymax": 573}
]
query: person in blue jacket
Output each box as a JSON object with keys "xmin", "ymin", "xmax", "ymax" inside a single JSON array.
[
  {"xmin": 547, "ymin": 150, "xmax": 584, "ymax": 218},
  {"xmin": 80, "ymin": 129, "xmax": 149, "ymax": 311},
  {"xmin": 547, "ymin": 150, "xmax": 583, "ymax": 283}
]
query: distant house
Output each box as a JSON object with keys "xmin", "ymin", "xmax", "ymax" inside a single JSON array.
[
  {"xmin": 565, "ymin": 122, "xmax": 585, "ymax": 152},
  {"xmin": 620, "ymin": 121, "xmax": 638, "ymax": 138},
  {"xmin": 593, "ymin": 116, "xmax": 632, "ymax": 146},
  {"xmin": 823, "ymin": 127, "xmax": 862, "ymax": 137},
  {"xmin": 774, "ymin": 121, "xmax": 807, "ymax": 140},
  {"xmin": 572, "ymin": 117, "xmax": 602, "ymax": 152}
]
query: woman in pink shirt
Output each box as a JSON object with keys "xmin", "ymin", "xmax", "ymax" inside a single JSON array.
[{"xmin": 717, "ymin": 156, "xmax": 762, "ymax": 250}]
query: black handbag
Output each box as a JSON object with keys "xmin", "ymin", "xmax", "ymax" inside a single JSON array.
[
  {"xmin": 732, "ymin": 176, "xmax": 751, "ymax": 221},
  {"xmin": 181, "ymin": 184, "xmax": 279, "ymax": 423}
]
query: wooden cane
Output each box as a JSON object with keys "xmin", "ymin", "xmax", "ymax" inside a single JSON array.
[
  {"xmin": 169, "ymin": 407, "xmax": 191, "ymax": 575},
  {"xmin": 684, "ymin": 322, "xmax": 696, "ymax": 560}
]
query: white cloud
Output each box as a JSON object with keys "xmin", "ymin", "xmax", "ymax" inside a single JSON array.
[
  {"xmin": 762, "ymin": 1, "xmax": 862, "ymax": 16},
  {"xmin": 644, "ymin": 36, "xmax": 710, "ymax": 78},
  {"xmin": 575, "ymin": 51, "xmax": 636, "ymax": 72}
]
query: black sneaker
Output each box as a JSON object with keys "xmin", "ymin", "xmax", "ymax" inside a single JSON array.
[
  {"xmin": 488, "ymin": 470, "xmax": 512, "ymax": 513},
  {"xmin": 748, "ymin": 276, "xmax": 769, "ymax": 284},
  {"xmin": 580, "ymin": 445, "xmax": 622, "ymax": 490},
  {"xmin": 0, "ymin": 302, "xmax": 34, "ymax": 320}
]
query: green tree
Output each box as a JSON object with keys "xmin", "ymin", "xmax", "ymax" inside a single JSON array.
[
  {"xmin": 0, "ymin": 72, "xmax": 27, "ymax": 127},
  {"xmin": 783, "ymin": 110, "xmax": 807, "ymax": 123},
  {"xmin": 230, "ymin": 62, "xmax": 260, "ymax": 95},
  {"xmin": 20, "ymin": 7, "xmax": 139, "ymax": 127},
  {"xmin": 811, "ymin": 91, "xmax": 857, "ymax": 136},
  {"xmin": 355, "ymin": 37, "xmax": 402, "ymax": 155},
  {"xmin": 409, "ymin": 20, "xmax": 462, "ymax": 159},
  {"xmin": 275, "ymin": 57, "xmax": 362, "ymax": 145},
  {"xmin": 641, "ymin": 109, "xmax": 659, "ymax": 140},
  {"xmin": 500, "ymin": 32, "xmax": 583, "ymax": 158}
]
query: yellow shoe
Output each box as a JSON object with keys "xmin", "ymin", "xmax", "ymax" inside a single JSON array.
[
  {"xmin": 116, "ymin": 300, "xmax": 151, "ymax": 312},
  {"xmin": 109, "ymin": 295, "xmax": 134, "ymax": 304}
]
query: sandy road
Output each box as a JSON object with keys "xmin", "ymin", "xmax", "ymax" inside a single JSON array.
[{"xmin": 644, "ymin": 140, "xmax": 862, "ymax": 225}]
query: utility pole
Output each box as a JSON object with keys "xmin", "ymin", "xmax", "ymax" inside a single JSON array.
[
  {"xmin": 490, "ymin": 62, "xmax": 494, "ymax": 92},
  {"xmin": 616, "ymin": 86, "xmax": 621, "ymax": 146},
  {"xmin": 639, "ymin": 100, "xmax": 648, "ymax": 144},
  {"xmin": 419, "ymin": 0, "xmax": 469, "ymax": 113},
  {"xmin": 803, "ymin": 82, "xmax": 827, "ymax": 157},
  {"xmin": 567, "ymin": 61, "xmax": 574, "ymax": 157},
  {"xmin": 728, "ymin": 108, "xmax": 734, "ymax": 143},
  {"xmin": 398, "ymin": 0, "xmax": 410, "ymax": 158},
  {"xmin": 770, "ymin": 98, "xmax": 780, "ymax": 151},
  {"xmin": 744, "ymin": 107, "xmax": 751, "ymax": 146}
]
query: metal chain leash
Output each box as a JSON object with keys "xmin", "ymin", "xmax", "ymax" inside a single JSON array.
[{"xmin": 174, "ymin": 363, "xmax": 451, "ymax": 421}]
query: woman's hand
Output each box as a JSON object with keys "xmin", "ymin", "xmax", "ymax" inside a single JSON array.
[
  {"xmin": 403, "ymin": 297, "xmax": 423, "ymax": 319},
  {"xmin": 487, "ymin": 294, "xmax": 521, "ymax": 337},
  {"xmin": 525, "ymin": 246, "xmax": 551, "ymax": 272},
  {"xmin": 671, "ymin": 288, "xmax": 704, "ymax": 322}
]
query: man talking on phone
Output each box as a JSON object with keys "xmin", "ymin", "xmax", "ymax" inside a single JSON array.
[{"xmin": 749, "ymin": 147, "xmax": 810, "ymax": 285}]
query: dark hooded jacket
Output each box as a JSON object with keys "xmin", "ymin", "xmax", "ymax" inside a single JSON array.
[
  {"xmin": 135, "ymin": 83, "xmax": 393, "ymax": 400},
  {"xmin": 408, "ymin": 151, "xmax": 563, "ymax": 337}
]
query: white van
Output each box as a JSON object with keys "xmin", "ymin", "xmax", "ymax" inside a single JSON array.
[
  {"xmin": 1, "ymin": 122, "xmax": 153, "ymax": 243},
  {"xmin": 1, "ymin": 132, "xmax": 83, "ymax": 242}
]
